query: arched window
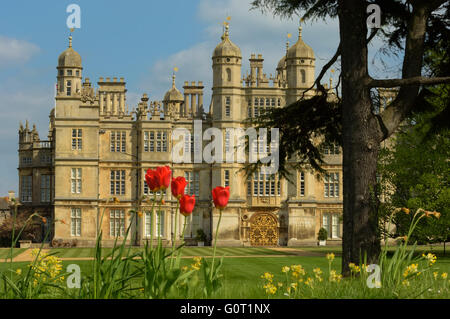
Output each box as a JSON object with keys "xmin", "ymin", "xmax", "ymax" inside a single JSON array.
[
  {"xmin": 300, "ymin": 69, "xmax": 306, "ymax": 83},
  {"xmin": 226, "ymin": 68, "xmax": 232, "ymax": 82}
]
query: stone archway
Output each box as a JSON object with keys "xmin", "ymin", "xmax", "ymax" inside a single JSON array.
[{"xmin": 249, "ymin": 212, "xmax": 279, "ymax": 246}]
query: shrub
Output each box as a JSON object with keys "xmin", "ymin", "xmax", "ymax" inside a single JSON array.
[
  {"xmin": 317, "ymin": 228, "xmax": 328, "ymax": 241},
  {"xmin": 0, "ymin": 212, "xmax": 41, "ymax": 247},
  {"xmin": 196, "ymin": 229, "xmax": 207, "ymax": 242}
]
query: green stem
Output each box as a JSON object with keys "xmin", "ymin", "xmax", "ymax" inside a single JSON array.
[
  {"xmin": 181, "ymin": 216, "xmax": 188, "ymax": 244},
  {"xmin": 176, "ymin": 215, "xmax": 188, "ymax": 262},
  {"xmin": 150, "ymin": 192, "xmax": 157, "ymax": 250},
  {"xmin": 210, "ymin": 208, "xmax": 222, "ymax": 280},
  {"xmin": 170, "ymin": 200, "xmax": 180, "ymax": 269},
  {"xmin": 9, "ymin": 203, "xmax": 17, "ymax": 280},
  {"xmin": 157, "ymin": 192, "xmax": 164, "ymax": 247}
]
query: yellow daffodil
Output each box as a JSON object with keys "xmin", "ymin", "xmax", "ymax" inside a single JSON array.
[{"xmin": 281, "ymin": 266, "xmax": 290, "ymax": 273}]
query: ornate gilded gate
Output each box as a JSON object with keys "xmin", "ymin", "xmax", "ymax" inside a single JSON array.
[{"xmin": 249, "ymin": 213, "xmax": 279, "ymax": 246}]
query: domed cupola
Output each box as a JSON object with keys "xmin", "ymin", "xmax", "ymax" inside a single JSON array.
[
  {"xmin": 56, "ymin": 36, "xmax": 83, "ymax": 97},
  {"xmin": 287, "ymin": 25, "xmax": 314, "ymax": 60},
  {"xmin": 213, "ymin": 25, "xmax": 241, "ymax": 58},
  {"xmin": 163, "ymin": 74, "xmax": 184, "ymax": 102},
  {"xmin": 212, "ymin": 24, "xmax": 242, "ymax": 89},
  {"xmin": 58, "ymin": 36, "xmax": 82, "ymax": 68},
  {"xmin": 163, "ymin": 74, "xmax": 184, "ymax": 119},
  {"xmin": 285, "ymin": 22, "xmax": 316, "ymax": 103}
]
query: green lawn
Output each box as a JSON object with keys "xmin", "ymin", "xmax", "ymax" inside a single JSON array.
[
  {"xmin": 1, "ymin": 254, "xmax": 449, "ymax": 298},
  {"xmin": 0, "ymin": 248, "xmax": 25, "ymax": 260},
  {"xmin": 297, "ymin": 245, "xmax": 450, "ymax": 258},
  {"xmin": 48, "ymin": 246, "xmax": 294, "ymax": 258},
  {"xmin": 1, "ymin": 245, "xmax": 449, "ymax": 299}
]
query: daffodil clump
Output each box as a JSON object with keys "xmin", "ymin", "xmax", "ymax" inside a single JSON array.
[
  {"xmin": 28, "ymin": 249, "xmax": 64, "ymax": 286},
  {"xmin": 260, "ymin": 255, "xmax": 344, "ymax": 298},
  {"xmin": 190, "ymin": 256, "xmax": 202, "ymax": 271}
]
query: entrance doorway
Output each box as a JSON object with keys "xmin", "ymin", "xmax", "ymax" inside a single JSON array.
[{"xmin": 249, "ymin": 212, "xmax": 278, "ymax": 246}]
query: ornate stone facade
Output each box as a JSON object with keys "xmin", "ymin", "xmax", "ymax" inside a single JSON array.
[{"xmin": 18, "ymin": 23, "xmax": 343, "ymax": 247}]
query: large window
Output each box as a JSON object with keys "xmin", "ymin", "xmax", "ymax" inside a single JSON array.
[
  {"xmin": 322, "ymin": 213, "xmax": 341, "ymax": 238},
  {"xmin": 71, "ymin": 168, "xmax": 82, "ymax": 194},
  {"xmin": 224, "ymin": 170, "xmax": 230, "ymax": 187},
  {"xmin": 110, "ymin": 170, "xmax": 125, "ymax": 195},
  {"xmin": 110, "ymin": 210, "xmax": 125, "ymax": 237},
  {"xmin": 66, "ymin": 80, "xmax": 72, "ymax": 96},
  {"xmin": 20, "ymin": 176, "xmax": 32, "ymax": 202},
  {"xmin": 185, "ymin": 171, "xmax": 199, "ymax": 197},
  {"xmin": 145, "ymin": 211, "xmax": 164, "ymax": 237},
  {"xmin": 71, "ymin": 129, "xmax": 82, "ymax": 150},
  {"xmin": 143, "ymin": 180, "xmax": 166, "ymax": 197},
  {"xmin": 41, "ymin": 175, "xmax": 51, "ymax": 203},
  {"xmin": 71, "ymin": 208, "xmax": 81, "ymax": 237},
  {"xmin": 21, "ymin": 157, "xmax": 32, "ymax": 165},
  {"xmin": 110, "ymin": 131, "xmax": 126, "ymax": 152},
  {"xmin": 144, "ymin": 131, "xmax": 167, "ymax": 152},
  {"xmin": 324, "ymin": 172, "xmax": 339, "ymax": 198},
  {"xmin": 249, "ymin": 172, "xmax": 280, "ymax": 197},
  {"xmin": 299, "ymin": 171, "xmax": 305, "ymax": 197},
  {"xmin": 322, "ymin": 143, "xmax": 341, "ymax": 155},
  {"xmin": 225, "ymin": 96, "xmax": 231, "ymax": 117}
]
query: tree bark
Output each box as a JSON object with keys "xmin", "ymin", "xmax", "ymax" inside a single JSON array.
[{"xmin": 338, "ymin": 0, "xmax": 382, "ymax": 276}]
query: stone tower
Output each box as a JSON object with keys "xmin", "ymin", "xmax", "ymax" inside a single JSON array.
[
  {"xmin": 210, "ymin": 24, "xmax": 244, "ymax": 245},
  {"xmin": 57, "ymin": 36, "xmax": 83, "ymax": 98},
  {"xmin": 286, "ymin": 22, "xmax": 315, "ymax": 104}
]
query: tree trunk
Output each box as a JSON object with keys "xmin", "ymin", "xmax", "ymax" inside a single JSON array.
[{"xmin": 338, "ymin": 0, "xmax": 381, "ymax": 276}]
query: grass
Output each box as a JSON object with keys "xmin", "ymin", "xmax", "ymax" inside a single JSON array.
[
  {"xmin": 294, "ymin": 245, "xmax": 450, "ymax": 257},
  {"xmin": 1, "ymin": 250, "xmax": 449, "ymax": 299},
  {"xmin": 46, "ymin": 246, "xmax": 293, "ymax": 258},
  {"xmin": 0, "ymin": 248, "xmax": 25, "ymax": 259}
]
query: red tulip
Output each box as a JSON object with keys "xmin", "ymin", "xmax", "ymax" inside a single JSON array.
[
  {"xmin": 145, "ymin": 168, "xmax": 160, "ymax": 192},
  {"xmin": 156, "ymin": 166, "xmax": 172, "ymax": 190},
  {"xmin": 212, "ymin": 186, "xmax": 230, "ymax": 209},
  {"xmin": 180, "ymin": 194, "xmax": 195, "ymax": 216},
  {"xmin": 171, "ymin": 176, "xmax": 188, "ymax": 199}
]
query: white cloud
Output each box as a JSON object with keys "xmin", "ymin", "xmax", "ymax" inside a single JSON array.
[
  {"xmin": 138, "ymin": 42, "xmax": 212, "ymax": 102},
  {"xmin": 0, "ymin": 35, "xmax": 40, "ymax": 68},
  {"xmin": 138, "ymin": 0, "xmax": 341, "ymax": 107}
]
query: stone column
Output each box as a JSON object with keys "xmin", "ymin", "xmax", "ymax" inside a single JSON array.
[
  {"xmin": 99, "ymin": 92, "xmax": 104, "ymax": 114},
  {"xmin": 120, "ymin": 93, "xmax": 125, "ymax": 114},
  {"xmin": 184, "ymin": 94, "xmax": 190, "ymax": 117},
  {"xmin": 106, "ymin": 93, "xmax": 111, "ymax": 114},
  {"xmin": 191, "ymin": 93, "xmax": 197, "ymax": 117},
  {"xmin": 111, "ymin": 93, "xmax": 117, "ymax": 115},
  {"xmin": 198, "ymin": 93, "xmax": 203, "ymax": 115}
]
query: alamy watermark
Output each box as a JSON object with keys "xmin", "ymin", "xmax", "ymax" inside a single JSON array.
[
  {"xmin": 66, "ymin": 4, "xmax": 81, "ymax": 29},
  {"xmin": 66, "ymin": 264, "xmax": 81, "ymax": 289},
  {"xmin": 367, "ymin": 4, "xmax": 381, "ymax": 29},
  {"xmin": 366, "ymin": 264, "xmax": 382, "ymax": 288}
]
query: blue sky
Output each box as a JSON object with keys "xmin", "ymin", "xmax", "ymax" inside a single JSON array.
[{"xmin": 0, "ymin": 0, "xmax": 400, "ymax": 195}]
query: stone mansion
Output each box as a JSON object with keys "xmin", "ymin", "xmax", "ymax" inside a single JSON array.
[{"xmin": 17, "ymin": 23, "xmax": 343, "ymax": 247}]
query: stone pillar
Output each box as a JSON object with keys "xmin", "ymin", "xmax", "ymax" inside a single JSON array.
[
  {"xmin": 184, "ymin": 94, "xmax": 190, "ymax": 117},
  {"xmin": 198, "ymin": 93, "xmax": 203, "ymax": 115},
  {"xmin": 99, "ymin": 92, "xmax": 104, "ymax": 114},
  {"xmin": 111, "ymin": 93, "xmax": 116, "ymax": 115},
  {"xmin": 106, "ymin": 93, "xmax": 111, "ymax": 114},
  {"xmin": 191, "ymin": 93, "xmax": 197, "ymax": 117},
  {"xmin": 120, "ymin": 93, "xmax": 125, "ymax": 114}
]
